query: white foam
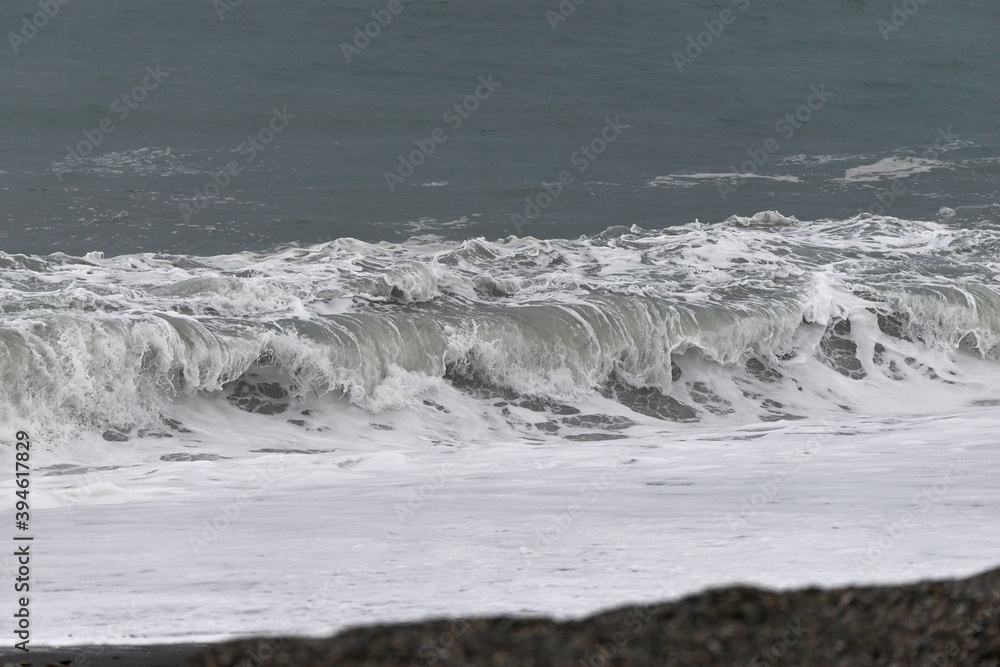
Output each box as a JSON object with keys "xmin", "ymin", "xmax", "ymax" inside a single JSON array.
[
  {"xmin": 11, "ymin": 406, "xmax": 1000, "ymax": 645},
  {"xmin": 4, "ymin": 213, "xmax": 1000, "ymax": 644},
  {"xmin": 649, "ymin": 173, "xmax": 802, "ymax": 187},
  {"xmin": 51, "ymin": 147, "xmax": 203, "ymax": 178},
  {"xmin": 841, "ymin": 157, "xmax": 944, "ymax": 182}
]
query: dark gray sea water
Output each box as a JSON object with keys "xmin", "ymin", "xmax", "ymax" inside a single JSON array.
[{"xmin": 2, "ymin": 0, "xmax": 998, "ymax": 256}]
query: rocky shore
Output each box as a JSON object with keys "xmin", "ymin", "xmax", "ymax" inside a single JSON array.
[
  {"xmin": 9, "ymin": 566, "xmax": 999, "ymax": 667},
  {"xmin": 192, "ymin": 565, "xmax": 1000, "ymax": 667}
]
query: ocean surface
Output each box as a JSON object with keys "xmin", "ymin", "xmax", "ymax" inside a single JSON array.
[{"xmin": 2, "ymin": 0, "xmax": 1000, "ymax": 647}]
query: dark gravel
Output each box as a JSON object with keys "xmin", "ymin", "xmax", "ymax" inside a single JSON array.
[
  {"xmin": 185, "ymin": 565, "xmax": 1000, "ymax": 667},
  {"xmin": 0, "ymin": 644, "xmax": 206, "ymax": 667}
]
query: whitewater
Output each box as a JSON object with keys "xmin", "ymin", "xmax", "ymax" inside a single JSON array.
[{"xmin": 2, "ymin": 209, "xmax": 1000, "ymax": 645}]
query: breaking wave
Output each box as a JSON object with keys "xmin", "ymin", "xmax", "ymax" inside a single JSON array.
[{"xmin": 3, "ymin": 210, "xmax": 1000, "ymax": 441}]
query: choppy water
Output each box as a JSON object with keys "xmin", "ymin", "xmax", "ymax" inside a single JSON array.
[
  {"xmin": 2, "ymin": 0, "xmax": 999, "ymax": 255},
  {"xmin": 2, "ymin": 0, "xmax": 1000, "ymax": 647},
  {"xmin": 4, "ymin": 209, "xmax": 1000, "ymax": 443}
]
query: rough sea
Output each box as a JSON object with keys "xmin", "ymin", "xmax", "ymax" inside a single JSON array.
[{"xmin": 2, "ymin": 0, "xmax": 999, "ymax": 647}]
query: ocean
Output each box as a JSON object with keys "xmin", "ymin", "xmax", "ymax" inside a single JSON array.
[{"xmin": 2, "ymin": 0, "xmax": 1000, "ymax": 647}]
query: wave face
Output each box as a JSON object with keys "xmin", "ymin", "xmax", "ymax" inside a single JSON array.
[{"xmin": 3, "ymin": 210, "xmax": 1000, "ymax": 443}]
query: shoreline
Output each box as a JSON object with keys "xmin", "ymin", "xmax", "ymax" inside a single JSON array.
[
  {"xmin": 8, "ymin": 564, "xmax": 1000, "ymax": 667},
  {"xmin": 0, "ymin": 644, "xmax": 207, "ymax": 666}
]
